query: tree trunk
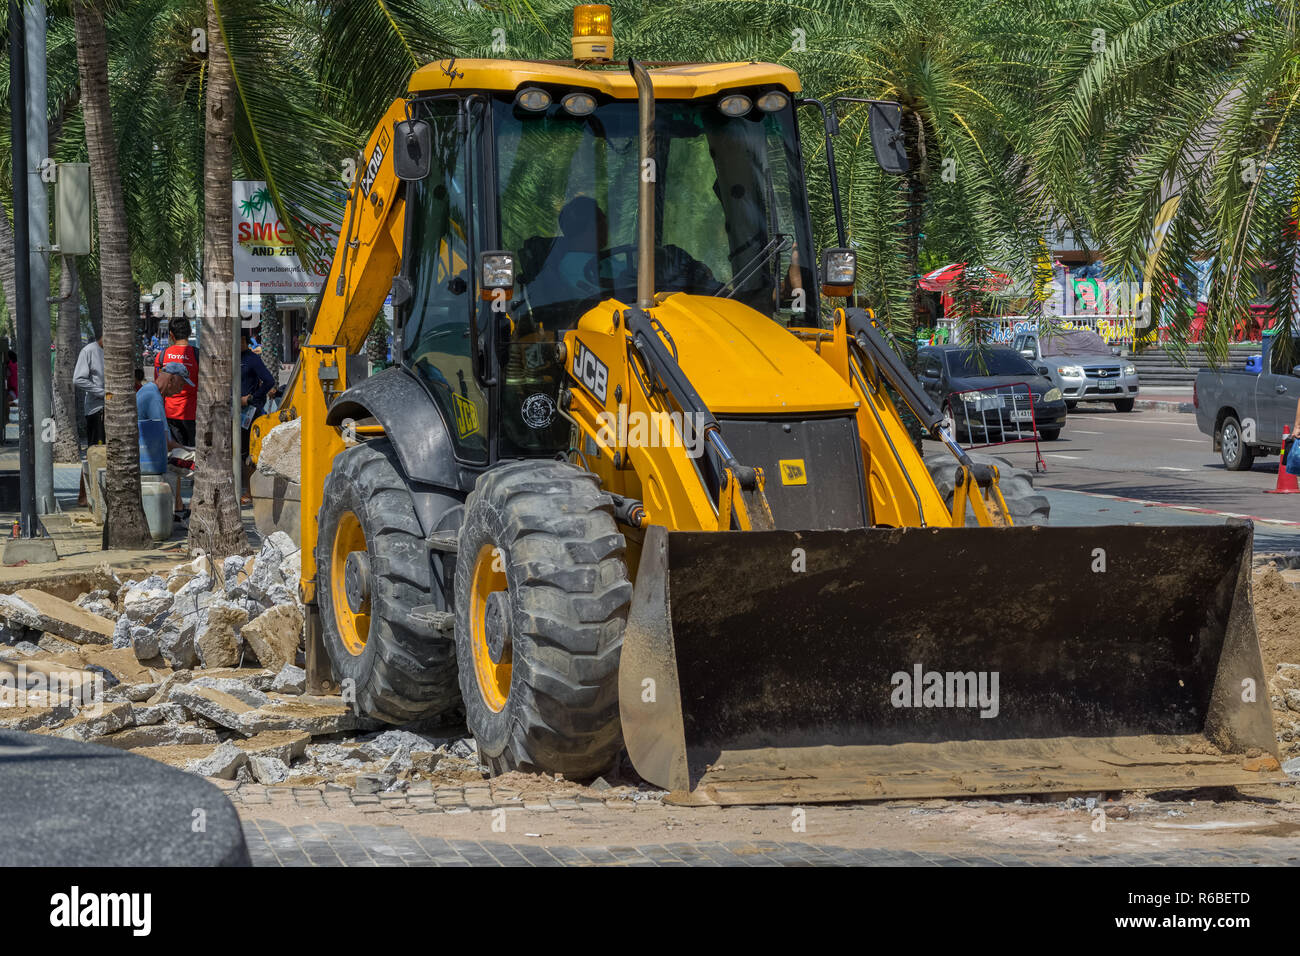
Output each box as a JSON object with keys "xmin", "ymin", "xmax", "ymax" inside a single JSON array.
[
  {"xmin": 189, "ymin": 0, "xmax": 247, "ymax": 557},
  {"xmin": 903, "ymin": 111, "xmax": 928, "ymax": 369},
  {"xmin": 52, "ymin": 257, "xmax": 82, "ymax": 464},
  {"xmin": 83, "ymin": 268, "xmax": 102, "ymax": 338},
  {"xmin": 0, "ymin": 204, "xmax": 17, "ymax": 340},
  {"xmin": 260, "ymin": 297, "xmax": 281, "ymax": 369},
  {"xmin": 73, "ymin": 0, "xmax": 151, "ymax": 549}
]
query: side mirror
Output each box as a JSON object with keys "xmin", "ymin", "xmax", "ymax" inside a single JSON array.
[
  {"xmin": 868, "ymin": 102, "xmax": 909, "ymax": 176},
  {"xmin": 479, "ymin": 251, "xmax": 516, "ymax": 301},
  {"xmin": 1291, "ymin": 365, "xmax": 1300, "ymax": 377},
  {"xmin": 1019, "ymin": 348, "xmax": 1035, "ymax": 360},
  {"xmin": 393, "ymin": 119, "xmax": 431, "ymax": 181},
  {"xmin": 1111, "ymin": 347, "xmax": 1121, "ymax": 357},
  {"xmin": 821, "ymin": 248, "xmax": 856, "ymax": 297}
]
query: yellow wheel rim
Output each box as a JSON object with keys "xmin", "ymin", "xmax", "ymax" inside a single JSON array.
[
  {"xmin": 469, "ymin": 543, "xmax": 511, "ymax": 712},
  {"xmin": 331, "ymin": 511, "xmax": 370, "ymax": 656}
]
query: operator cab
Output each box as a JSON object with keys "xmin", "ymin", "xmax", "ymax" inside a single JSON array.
[{"xmin": 395, "ymin": 56, "xmax": 817, "ymax": 468}]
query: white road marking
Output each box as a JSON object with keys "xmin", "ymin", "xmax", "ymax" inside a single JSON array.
[
  {"xmin": 1171, "ymin": 438, "xmax": 1203, "ymax": 443},
  {"xmin": 1073, "ymin": 430, "xmax": 1103, "ymax": 435},
  {"xmin": 1047, "ymin": 454, "xmax": 1081, "ymax": 460},
  {"xmin": 1157, "ymin": 466, "xmax": 1192, "ymax": 471}
]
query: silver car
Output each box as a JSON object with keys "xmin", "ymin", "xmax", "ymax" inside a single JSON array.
[{"xmin": 1013, "ymin": 329, "xmax": 1139, "ymax": 412}]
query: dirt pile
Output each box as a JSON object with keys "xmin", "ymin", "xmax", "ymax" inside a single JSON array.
[{"xmin": 1252, "ymin": 565, "xmax": 1300, "ymax": 761}]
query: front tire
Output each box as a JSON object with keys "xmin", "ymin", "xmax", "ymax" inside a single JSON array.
[
  {"xmin": 1039, "ymin": 428, "xmax": 1061, "ymax": 441},
  {"xmin": 1115, "ymin": 397, "xmax": 1136, "ymax": 412},
  {"xmin": 1220, "ymin": 415, "xmax": 1255, "ymax": 471},
  {"xmin": 454, "ymin": 460, "xmax": 633, "ymax": 778},
  {"xmin": 316, "ymin": 440, "xmax": 460, "ymax": 723}
]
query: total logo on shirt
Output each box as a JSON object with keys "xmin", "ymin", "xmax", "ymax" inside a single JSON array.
[{"xmin": 155, "ymin": 344, "xmax": 198, "ymax": 420}]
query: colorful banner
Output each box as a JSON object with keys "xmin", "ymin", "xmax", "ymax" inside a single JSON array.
[{"xmin": 233, "ymin": 180, "xmax": 339, "ymax": 294}]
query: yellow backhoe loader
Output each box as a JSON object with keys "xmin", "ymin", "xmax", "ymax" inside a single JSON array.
[{"xmin": 250, "ymin": 5, "xmax": 1281, "ymax": 804}]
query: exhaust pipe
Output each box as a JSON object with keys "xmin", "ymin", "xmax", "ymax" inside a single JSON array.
[{"xmin": 630, "ymin": 58, "xmax": 655, "ymax": 310}]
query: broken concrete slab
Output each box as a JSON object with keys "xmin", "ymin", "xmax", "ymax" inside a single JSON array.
[
  {"xmin": 148, "ymin": 669, "xmax": 193, "ymax": 704},
  {"xmin": 194, "ymin": 600, "xmax": 249, "ymax": 669},
  {"xmin": 52, "ymin": 701, "xmax": 134, "ymax": 741},
  {"xmin": 96, "ymin": 723, "xmax": 220, "ymax": 749},
  {"xmin": 241, "ymin": 604, "xmax": 302, "ymax": 673},
  {"xmin": 185, "ymin": 741, "xmax": 248, "ymax": 780},
  {"xmin": 0, "ymin": 590, "xmax": 114, "ymax": 645},
  {"xmin": 270, "ymin": 664, "xmax": 305, "ymax": 695},
  {"xmin": 37, "ymin": 634, "xmax": 81, "ymax": 655},
  {"xmin": 236, "ymin": 729, "xmax": 310, "ymax": 764},
  {"xmin": 258, "ymin": 419, "xmax": 302, "ymax": 484},
  {"xmin": 170, "ymin": 683, "xmax": 267, "ymax": 734},
  {"xmin": 121, "ymin": 586, "xmax": 174, "ymax": 626},
  {"xmin": 248, "ymin": 755, "xmax": 291, "ymax": 785},
  {"xmin": 2, "ymin": 535, "xmax": 60, "ymax": 566},
  {"xmin": 0, "ymin": 704, "xmax": 76, "ymax": 731},
  {"xmin": 130, "ymin": 702, "xmax": 187, "ymax": 725}
]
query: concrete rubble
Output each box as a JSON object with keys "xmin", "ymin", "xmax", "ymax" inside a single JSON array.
[{"xmin": 0, "ymin": 540, "xmax": 495, "ymax": 794}]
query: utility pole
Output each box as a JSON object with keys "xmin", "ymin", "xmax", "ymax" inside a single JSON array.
[
  {"xmin": 7, "ymin": 1, "xmax": 36, "ymax": 537},
  {"xmin": 2, "ymin": 1, "xmax": 57, "ymax": 565},
  {"xmin": 26, "ymin": 0, "xmax": 55, "ymax": 514}
]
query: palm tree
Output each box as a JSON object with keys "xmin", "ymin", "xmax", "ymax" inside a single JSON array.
[
  {"xmin": 188, "ymin": 0, "xmax": 246, "ymax": 556},
  {"xmin": 72, "ymin": 0, "xmax": 152, "ymax": 548},
  {"xmin": 1036, "ymin": 0, "xmax": 1300, "ymax": 364}
]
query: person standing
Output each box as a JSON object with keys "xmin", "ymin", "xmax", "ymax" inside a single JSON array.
[
  {"xmin": 154, "ymin": 317, "xmax": 198, "ymax": 448},
  {"xmin": 73, "ymin": 333, "xmax": 106, "ymax": 446},
  {"xmin": 240, "ymin": 328, "xmax": 275, "ymax": 504}
]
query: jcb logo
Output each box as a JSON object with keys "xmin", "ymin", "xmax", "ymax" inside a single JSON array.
[
  {"xmin": 779, "ymin": 459, "xmax": 807, "ymax": 485},
  {"xmin": 572, "ymin": 340, "xmax": 608, "ymax": 403},
  {"xmin": 453, "ymin": 393, "xmax": 479, "ymax": 438},
  {"xmin": 360, "ymin": 128, "xmax": 390, "ymax": 197}
]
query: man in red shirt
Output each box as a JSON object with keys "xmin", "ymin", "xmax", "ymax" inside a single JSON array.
[{"xmin": 154, "ymin": 317, "xmax": 198, "ymax": 446}]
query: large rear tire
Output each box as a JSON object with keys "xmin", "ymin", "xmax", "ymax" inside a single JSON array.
[
  {"xmin": 924, "ymin": 450, "xmax": 1050, "ymax": 526},
  {"xmin": 316, "ymin": 440, "xmax": 460, "ymax": 723},
  {"xmin": 454, "ymin": 460, "xmax": 633, "ymax": 778}
]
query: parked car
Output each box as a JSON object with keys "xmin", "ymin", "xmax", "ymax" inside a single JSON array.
[
  {"xmin": 917, "ymin": 345, "xmax": 1068, "ymax": 441},
  {"xmin": 1195, "ymin": 333, "xmax": 1298, "ymax": 471},
  {"xmin": 1013, "ymin": 328, "xmax": 1139, "ymax": 411}
]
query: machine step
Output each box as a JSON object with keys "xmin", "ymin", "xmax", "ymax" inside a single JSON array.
[
  {"xmin": 410, "ymin": 605, "xmax": 455, "ymax": 633},
  {"xmin": 426, "ymin": 530, "xmax": 459, "ymax": 553}
]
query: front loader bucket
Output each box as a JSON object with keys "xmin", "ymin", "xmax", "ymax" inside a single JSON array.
[{"xmin": 618, "ymin": 522, "xmax": 1283, "ymax": 805}]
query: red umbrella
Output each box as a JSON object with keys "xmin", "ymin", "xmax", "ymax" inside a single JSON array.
[{"xmin": 918, "ymin": 262, "xmax": 1011, "ymax": 292}]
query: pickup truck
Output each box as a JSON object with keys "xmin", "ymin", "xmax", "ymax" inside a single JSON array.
[{"xmin": 1195, "ymin": 334, "xmax": 1299, "ymax": 470}]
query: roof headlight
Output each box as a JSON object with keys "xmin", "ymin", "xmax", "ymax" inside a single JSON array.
[
  {"xmin": 718, "ymin": 94, "xmax": 752, "ymax": 117},
  {"xmin": 561, "ymin": 91, "xmax": 597, "ymax": 116},
  {"xmin": 515, "ymin": 87, "xmax": 552, "ymax": 111}
]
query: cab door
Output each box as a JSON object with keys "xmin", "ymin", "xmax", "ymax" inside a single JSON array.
[{"xmin": 399, "ymin": 99, "xmax": 490, "ymax": 464}]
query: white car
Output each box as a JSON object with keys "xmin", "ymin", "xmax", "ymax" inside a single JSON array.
[{"xmin": 1013, "ymin": 329, "xmax": 1139, "ymax": 412}]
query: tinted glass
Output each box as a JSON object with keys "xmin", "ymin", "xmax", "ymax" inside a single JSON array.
[
  {"xmin": 1041, "ymin": 330, "xmax": 1108, "ymax": 357},
  {"xmin": 945, "ymin": 348, "xmax": 1037, "ymax": 377}
]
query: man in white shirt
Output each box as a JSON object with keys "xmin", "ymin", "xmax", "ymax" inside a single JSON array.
[{"xmin": 73, "ymin": 334, "xmax": 105, "ymax": 446}]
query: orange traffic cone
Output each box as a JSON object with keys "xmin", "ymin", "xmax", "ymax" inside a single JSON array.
[{"xmin": 1265, "ymin": 425, "xmax": 1300, "ymax": 494}]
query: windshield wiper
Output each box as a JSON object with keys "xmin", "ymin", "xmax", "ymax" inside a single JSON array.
[{"xmin": 716, "ymin": 234, "xmax": 792, "ymax": 299}]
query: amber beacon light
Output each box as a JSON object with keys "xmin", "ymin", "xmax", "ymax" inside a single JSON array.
[{"xmin": 572, "ymin": 4, "xmax": 614, "ymax": 61}]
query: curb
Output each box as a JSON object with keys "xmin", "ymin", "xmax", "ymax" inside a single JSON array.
[{"xmin": 1134, "ymin": 399, "xmax": 1195, "ymax": 414}]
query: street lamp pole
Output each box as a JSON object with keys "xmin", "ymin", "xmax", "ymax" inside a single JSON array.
[{"xmin": 8, "ymin": 0, "xmax": 37, "ymax": 538}]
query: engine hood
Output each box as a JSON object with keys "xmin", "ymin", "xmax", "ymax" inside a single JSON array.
[{"xmin": 643, "ymin": 294, "xmax": 857, "ymax": 416}]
